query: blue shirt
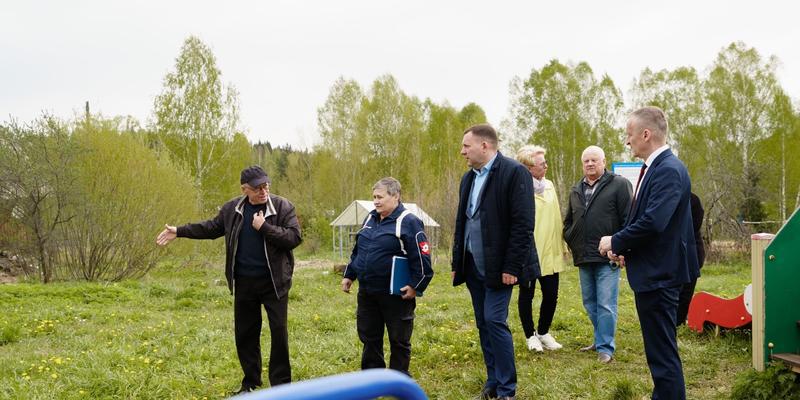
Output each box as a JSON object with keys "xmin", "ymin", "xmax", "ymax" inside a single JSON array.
[{"xmin": 468, "ymin": 153, "xmax": 497, "ymax": 216}]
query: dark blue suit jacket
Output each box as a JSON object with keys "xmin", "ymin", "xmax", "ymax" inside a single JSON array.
[
  {"xmin": 451, "ymin": 152, "xmax": 539, "ymax": 288},
  {"xmin": 611, "ymin": 149, "xmax": 700, "ymax": 293}
]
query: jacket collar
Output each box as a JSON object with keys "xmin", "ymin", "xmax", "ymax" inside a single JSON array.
[
  {"xmin": 637, "ymin": 149, "xmax": 674, "ymax": 196},
  {"xmin": 628, "ymin": 149, "xmax": 674, "ymax": 221},
  {"xmin": 370, "ymin": 202, "xmax": 406, "ymax": 222},
  {"xmin": 571, "ymin": 170, "xmax": 614, "ymax": 210},
  {"xmin": 234, "ymin": 195, "xmax": 276, "ymax": 217}
]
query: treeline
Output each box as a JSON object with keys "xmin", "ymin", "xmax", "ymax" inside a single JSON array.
[
  {"xmin": 506, "ymin": 42, "xmax": 800, "ymax": 253},
  {"xmin": 1, "ymin": 37, "xmax": 798, "ymax": 282}
]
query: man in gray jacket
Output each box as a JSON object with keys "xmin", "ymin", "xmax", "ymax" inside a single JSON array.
[
  {"xmin": 156, "ymin": 166, "xmax": 302, "ymax": 394},
  {"xmin": 563, "ymin": 146, "xmax": 631, "ymax": 363}
]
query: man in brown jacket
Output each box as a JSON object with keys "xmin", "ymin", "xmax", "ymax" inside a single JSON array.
[{"xmin": 156, "ymin": 165, "xmax": 302, "ymax": 394}]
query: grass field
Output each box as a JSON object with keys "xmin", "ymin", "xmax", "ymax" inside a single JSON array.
[{"xmin": 0, "ymin": 257, "xmax": 753, "ymax": 399}]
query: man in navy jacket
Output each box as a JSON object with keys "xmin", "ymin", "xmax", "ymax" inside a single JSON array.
[
  {"xmin": 599, "ymin": 107, "xmax": 700, "ymax": 400},
  {"xmin": 452, "ymin": 124, "xmax": 537, "ymax": 400}
]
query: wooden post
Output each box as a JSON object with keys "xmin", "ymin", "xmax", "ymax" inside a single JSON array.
[{"xmin": 751, "ymin": 233, "xmax": 774, "ymax": 371}]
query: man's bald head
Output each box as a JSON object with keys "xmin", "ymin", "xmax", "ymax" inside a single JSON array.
[
  {"xmin": 581, "ymin": 145, "xmax": 606, "ymax": 182},
  {"xmin": 582, "ymin": 145, "xmax": 606, "ymax": 161}
]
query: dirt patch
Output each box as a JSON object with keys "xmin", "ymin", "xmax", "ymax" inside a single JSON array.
[
  {"xmin": 295, "ymin": 259, "xmax": 335, "ymax": 270},
  {"xmin": 0, "ymin": 251, "xmax": 26, "ymax": 284}
]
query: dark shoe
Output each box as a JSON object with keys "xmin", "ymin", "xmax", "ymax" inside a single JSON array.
[
  {"xmin": 480, "ymin": 387, "xmax": 498, "ymax": 399},
  {"xmin": 579, "ymin": 344, "xmax": 596, "ymax": 352},
  {"xmin": 598, "ymin": 353, "xmax": 613, "ymax": 363},
  {"xmin": 231, "ymin": 385, "xmax": 257, "ymax": 395}
]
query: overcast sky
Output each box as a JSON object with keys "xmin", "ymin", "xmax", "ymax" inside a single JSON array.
[{"xmin": 3, "ymin": 1, "xmax": 799, "ymax": 149}]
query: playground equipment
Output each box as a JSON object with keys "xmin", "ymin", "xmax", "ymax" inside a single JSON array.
[
  {"xmin": 751, "ymin": 208, "xmax": 800, "ymax": 373},
  {"xmin": 686, "ymin": 284, "xmax": 752, "ymax": 334},
  {"xmin": 686, "ymin": 208, "xmax": 799, "ymax": 373},
  {"xmin": 232, "ymin": 369, "xmax": 428, "ymax": 400}
]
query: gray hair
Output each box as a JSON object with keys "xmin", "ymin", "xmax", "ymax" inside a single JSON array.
[
  {"xmin": 373, "ymin": 177, "xmax": 402, "ymax": 198},
  {"xmin": 581, "ymin": 145, "xmax": 606, "ymax": 161},
  {"xmin": 630, "ymin": 106, "xmax": 669, "ymax": 140},
  {"xmin": 516, "ymin": 145, "xmax": 546, "ymax": 166}
]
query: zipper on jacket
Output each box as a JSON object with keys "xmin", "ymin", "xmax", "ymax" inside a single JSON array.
[
  {"xmin": 231, "ymin": 201, "xmax": 245, "ymax": 297},
  {"xmin": 263, "ymin": 239, "xmax": 280, "ymax": 299}
]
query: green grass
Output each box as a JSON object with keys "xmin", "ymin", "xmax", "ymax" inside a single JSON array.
[{"xmin": 0, "ymin": 259, "xmax": 753, "ymax": 399}]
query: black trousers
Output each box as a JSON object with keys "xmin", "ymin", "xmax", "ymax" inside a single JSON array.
[
  {"xmin": 676, "ymin": 278, "xmax": 697, "ymax": 326},
  {"xmin": 517, "ymin": 273, "xmax": 559, "ymax": 337},
  {"xmin": 356, "ymin": 290, "xmax": 416, "ymax": 375},
  {"xmin": 234, "ymin": 276, "xmax": 290, "ymax": 389},
  {"xmin": 635, "ymin": 286, "xmax": 685, "ymax": 400}
]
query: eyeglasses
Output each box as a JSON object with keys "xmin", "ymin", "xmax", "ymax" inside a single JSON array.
[{"xmin": 246, "ymin": 183, "xmax": 270, "ymax": 192}]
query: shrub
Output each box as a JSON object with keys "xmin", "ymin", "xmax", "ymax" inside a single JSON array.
[
  {"xmin": 54, "ymin": 117, "xmax": 199, "ymax": 281},
  {"xmin": 730, "ymin": 362, "xmax": 800, "ymax": 400}
]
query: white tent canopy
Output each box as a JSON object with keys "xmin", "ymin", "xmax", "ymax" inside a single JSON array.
[
  {"xmin": 330, "ymin": 200, "xmax": 440, "ymax": 227},
  {"xmin": 330, "ymin": 200, "xmax": 440, "ymax": 259}
]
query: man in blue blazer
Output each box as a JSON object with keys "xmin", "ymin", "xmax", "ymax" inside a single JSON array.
[
  {"xmin": 599, "ymin": 107, "xmax": 699, "ymax": 400},
  {"xmin": 452, "ymin": 124, "xmax": 538, "ymax": 400}
]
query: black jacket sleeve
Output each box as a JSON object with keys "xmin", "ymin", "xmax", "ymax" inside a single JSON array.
[
  {"xmin": 176, "ymin": 205, "xmax": 226, "ymax": 240},
  {"xmin": 258, "ymin": 197, "xmax": 302, "ymax": 250},
  {"xmin": 503, "ymin": 163, "xmax": 535, "ymax": 277}
]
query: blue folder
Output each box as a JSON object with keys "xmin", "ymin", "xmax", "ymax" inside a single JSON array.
[{"xmin": 390, "ymin": 256, "xmax": 410, "ymax": 296}]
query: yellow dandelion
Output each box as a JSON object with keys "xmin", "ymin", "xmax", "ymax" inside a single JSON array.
[{"xmin": 51, "ymin": 373, "xmax": 58, "ymax": 379}]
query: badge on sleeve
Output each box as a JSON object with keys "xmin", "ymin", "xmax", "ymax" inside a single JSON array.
[{"xmin": 418, "ymin": 241, "xmax": 430, "ymax": 255}]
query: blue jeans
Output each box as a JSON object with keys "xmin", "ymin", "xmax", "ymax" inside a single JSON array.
[
  {"xmin": 465, "ymin": 254, "xmax": 516, "ymax": 397},
  {"xmin": 578, "ymin": 262, "xmax": 620, "ymax": 355}
]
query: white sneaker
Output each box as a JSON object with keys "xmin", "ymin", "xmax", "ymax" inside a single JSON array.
[
  {"xmin": 526, "ymin": 335, "xmax": 544, "ymax": 352},
  {"xmin": 537, "ymin": 333, "xmax": 563, "ymax": 350}
]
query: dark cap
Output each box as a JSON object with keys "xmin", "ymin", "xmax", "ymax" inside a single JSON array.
[{"xmin": 240, "ymin": 166, "xmax": 270, "ymax": 187}]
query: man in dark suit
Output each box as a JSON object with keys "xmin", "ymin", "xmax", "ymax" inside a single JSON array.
[
  {"xmin": 599, "ymin": 107, "xmax": 700, "ymax": 400},
  {"xmin": 452, "ymin": 124, "xmax": 537, "ymax": 400}
]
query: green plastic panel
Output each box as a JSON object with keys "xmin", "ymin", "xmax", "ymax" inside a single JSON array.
[{"xmin": 763, "ymin": 207, "xmax": 800, "ymax": 365}]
